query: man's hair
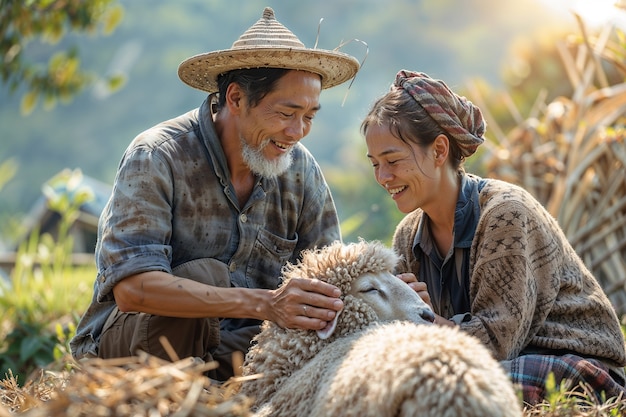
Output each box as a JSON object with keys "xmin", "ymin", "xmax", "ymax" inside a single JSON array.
[{"xmin": 216, "ymin": 68, "xmax": 290, "ymax": 109}]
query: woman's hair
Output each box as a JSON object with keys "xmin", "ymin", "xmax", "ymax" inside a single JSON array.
[
  {"xmin": 361, "ymin": 87, "xmax": 465, "ymax": 170},
  {"xmin": 216, "ymin": 67, "xmax": 290, "ymax": 109}
]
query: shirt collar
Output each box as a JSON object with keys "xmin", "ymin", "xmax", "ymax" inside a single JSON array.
[
  {"xmin": 198, "ymin": 96, "xmax": 230, "ymax": 186},
  {"xmin": 454, "ymin": 174, "xmax": 483, "ymax": 247},
  {"xmin": 413, "ymin": 173, "xmax": 483, "ymax": 252},
  {"xmin": 198, "ymin": 96, "xmax": 273, "ymax": 193}
]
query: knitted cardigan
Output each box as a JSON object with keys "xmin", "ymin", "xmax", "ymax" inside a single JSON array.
[{"xmin": 393, "ymin": 178, "xmax": 626, "ymax": 368}]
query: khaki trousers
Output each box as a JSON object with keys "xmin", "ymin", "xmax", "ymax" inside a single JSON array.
[{"xmin": 98, "ymin": 258, "xmax": 229, "ymax": 378}]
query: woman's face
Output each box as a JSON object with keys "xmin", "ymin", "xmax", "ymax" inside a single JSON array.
[{"xmin": 365, "ymin": 124, "xmax": 439, "ymax": 213}]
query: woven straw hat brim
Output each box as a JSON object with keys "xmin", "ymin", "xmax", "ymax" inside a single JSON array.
[
  {"xmin": 178, "ymin": 47, "xmax": 360, "ymax": 93},
  {"xmin": 177, "ymin": 7, "xmax": 360, "ymax": 93}
]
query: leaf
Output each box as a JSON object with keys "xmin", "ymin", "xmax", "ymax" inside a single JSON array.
[
  {"xmin": 20, "ymin": 90, "xmax": 38, "ymax": 115},
  {"xmin": 55, "ymin": 323, "xmax": 65, "ymax": 341},
  {"xmin": 0, "ymin": 158, "xmax": 19, "ymax": 191},
  {"xmin": 107, "ymin": 74, "xmax": 126, "ymax": 92},
  {"xmin": 20, "ymin": 335, "xmax": 44, "ymax": 362},
  {"xmin": 33, "ymin": 349, "xmax": 54, "ymax": 367},
  {"xmin": 0, "ymin": 358, "xmax": 20, "ymax": 380},
  {"xmin": 104, "ymin": 5, "xmax": 124, "ymax": 35}
]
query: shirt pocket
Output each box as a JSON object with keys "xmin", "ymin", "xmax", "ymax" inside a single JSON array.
[{"xmin": 245, "ymin": 229, "xmax": 297, "ymax": 289}]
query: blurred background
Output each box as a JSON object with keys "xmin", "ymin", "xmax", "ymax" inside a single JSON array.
[
  {"xmin": 2, "ymin": 0, "xmax": 626, "ymax": 384},
  {"xmin": 1, "ymin": 0, "xmax": 625, "ymax": 279}
]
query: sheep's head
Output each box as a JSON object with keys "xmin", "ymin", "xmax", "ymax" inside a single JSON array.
[
  {"xmin": 241, "ymin": 241, "xmax": 435, "ymax": 406},
  {"xmin": 282, "ymin": 240, "xmax": 435, "ymax": 340}
]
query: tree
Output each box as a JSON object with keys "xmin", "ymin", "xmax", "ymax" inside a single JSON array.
[{"xmin": 0, "ymin": 0, "xmax": 124, "ymax": 114}]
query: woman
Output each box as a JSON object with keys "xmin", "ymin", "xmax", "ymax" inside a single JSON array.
[{"xmin": 361, "ymin": 70, "xmax": 626, "ymax": 405}]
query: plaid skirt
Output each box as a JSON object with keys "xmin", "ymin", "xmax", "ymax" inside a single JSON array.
[{"xmin": 500, "ymin": 353, "xmax": 626, "ymax": 405}]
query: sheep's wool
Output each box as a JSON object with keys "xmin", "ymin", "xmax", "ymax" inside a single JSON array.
[{"xmin": 263, "ymin": 322, "xmax": 521, "ymax": 417}]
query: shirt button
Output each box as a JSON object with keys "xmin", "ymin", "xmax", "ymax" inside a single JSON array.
[
  {"xmin": 240, "ymin": 214, "xmax": 247, "ymax": 223},
  {"xmin": 229, "ymin": 262, "xmax": 237, "ymax": 272}
]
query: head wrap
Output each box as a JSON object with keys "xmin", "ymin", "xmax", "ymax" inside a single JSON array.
[{"xmin": 393, "ymin": 70, "xmax": 485, "ymax": 157}]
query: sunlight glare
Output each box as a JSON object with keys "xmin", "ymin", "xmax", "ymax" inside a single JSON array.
[{"xmin": 539, "ymin": 0, "xmax": 625, "ymax": 27}]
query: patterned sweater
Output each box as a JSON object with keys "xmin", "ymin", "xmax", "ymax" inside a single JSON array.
[{"xmin": 393, "ymin": 178, "xmax": 626, "ymax": 368}]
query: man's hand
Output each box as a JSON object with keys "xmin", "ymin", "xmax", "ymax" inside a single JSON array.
[{"xmin": 268, "ymin": 278, "xmax": 343, "ymax": 330}]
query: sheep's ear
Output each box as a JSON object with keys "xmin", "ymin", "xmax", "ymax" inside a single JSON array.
[{"xmin": 316, "ymin": 308, "xmax": 341, "ymax": 340}]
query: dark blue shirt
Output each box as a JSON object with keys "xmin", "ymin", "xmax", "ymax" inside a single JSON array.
[{"xmin": 412, "ymin": 173, "xmax": 487, "ymax": 319}]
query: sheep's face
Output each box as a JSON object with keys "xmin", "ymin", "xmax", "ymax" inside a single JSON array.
[
  {"xmin": 282, "ymin": 240, "xmax": 435, "ymax": 340},
  {"xmin": 349, "ymin": 271, "xmax": 434, "ymax": 324},
  {"xmin": 317, "ymin": 270, "xmax": 435, "ymax": 339}
]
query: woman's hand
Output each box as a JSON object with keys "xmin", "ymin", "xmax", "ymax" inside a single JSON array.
[
  {"xmin": 397, "ymin": 273, "xmax": 457, "ymax": 326},
  {"xmin": 396, "ymin": 273, "xmax": 433, "ymax": 310}
]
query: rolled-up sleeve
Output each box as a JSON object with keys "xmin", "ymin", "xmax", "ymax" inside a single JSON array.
[{"xmin": 95, "ymin": 145, "xmax": 175, "ymax": 301}]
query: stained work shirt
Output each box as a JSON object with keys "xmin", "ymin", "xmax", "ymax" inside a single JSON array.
[{"xmin": 71, "ymin": 97, "xmax": 341, "ymax": 358}]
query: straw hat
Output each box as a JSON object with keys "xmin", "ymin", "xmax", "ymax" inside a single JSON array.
[{"xmin": 178, "ymin": 7, "xmax": 360, "ymax": 93}]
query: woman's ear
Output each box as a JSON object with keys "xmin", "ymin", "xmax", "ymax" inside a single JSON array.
[{"xmin": 432, "ymin": 134, "xmax": 449, "ymax": 165}]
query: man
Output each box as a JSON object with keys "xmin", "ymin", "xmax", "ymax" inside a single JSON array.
[{"xmin": 70, "ymin": 7, "xmax": 360, "ymax": 381}]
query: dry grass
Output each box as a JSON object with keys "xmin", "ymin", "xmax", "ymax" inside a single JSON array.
[
  {"xmin": 0, "ymin": 353, "xmax": 254, "ymax": 417},
  {"xmin": 472, "ymin": 15, "xmax": 626, "ymax": 315},
  {"xmin": 522, "ymin": 384, "xmax": 626, "ymax": 416}
]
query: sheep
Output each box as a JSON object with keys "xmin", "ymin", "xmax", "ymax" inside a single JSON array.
[
  {"xmin": 254, "ymin": 322, "xmax": 524, "ymax": 417},
  {"xmin": 240, "ymin": 240, "xmax": 522, "ymax": 417}
]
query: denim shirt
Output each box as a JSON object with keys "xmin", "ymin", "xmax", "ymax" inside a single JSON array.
[
  {"xmin": 71, "ymin": 97, "xmax": 341, "ymax": 358},
  {"xmin": 412, "ymin": 173, "xmax": 487, "ymax": 321}
]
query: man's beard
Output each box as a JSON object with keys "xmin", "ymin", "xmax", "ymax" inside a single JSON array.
[{"xmin": 240, "ymin": 136, "xmax": 294, "ymax": 179}]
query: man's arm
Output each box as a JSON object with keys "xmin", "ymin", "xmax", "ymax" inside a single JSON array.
[{"xmin": 113, "ymin": 271, "xmax": 344, "ymax": 331}]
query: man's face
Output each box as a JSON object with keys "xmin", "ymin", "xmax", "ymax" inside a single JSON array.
[{"xmin": 238, "ymin": 70, "xmax": 322, "ymax": 178}]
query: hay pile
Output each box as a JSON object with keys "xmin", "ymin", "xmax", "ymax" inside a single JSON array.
[
  {"xmin": 0, "ymin": 353, "xmax": 254, "ymax": 417},
  {"xmin": 474, "ymin": 17, "xmax": 626, "ymax": 314}
]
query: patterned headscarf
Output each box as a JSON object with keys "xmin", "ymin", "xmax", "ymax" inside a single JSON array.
[{"xmin": 393, "ymin": 70, "xmax": 485, "ymax": 157}]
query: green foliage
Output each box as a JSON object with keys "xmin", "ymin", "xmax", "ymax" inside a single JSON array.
[
  {"xmin": 0, "ymin": 159, "xmax": 18, "ymax": 192},
  {"xmin": 0, "ymin": 169, "xmax": 95, "ymax": 384},
  {"xmin": 543, "ymin": 372, "xmax": 581, "ymax": 410},
  {"xmin": 0, "ymin": 322, "xmax": 58, "ymax": 381},
  {"xmin": 1, "ymin": 0, "xmax": 124, "ymax": 114},
  {"xmin": 522, "ymin": 372, "xmax": 626, "ymax": 416},
  {"xmin": 0, "ymin": 159, "xmax": 22, "ymax": 249}
]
